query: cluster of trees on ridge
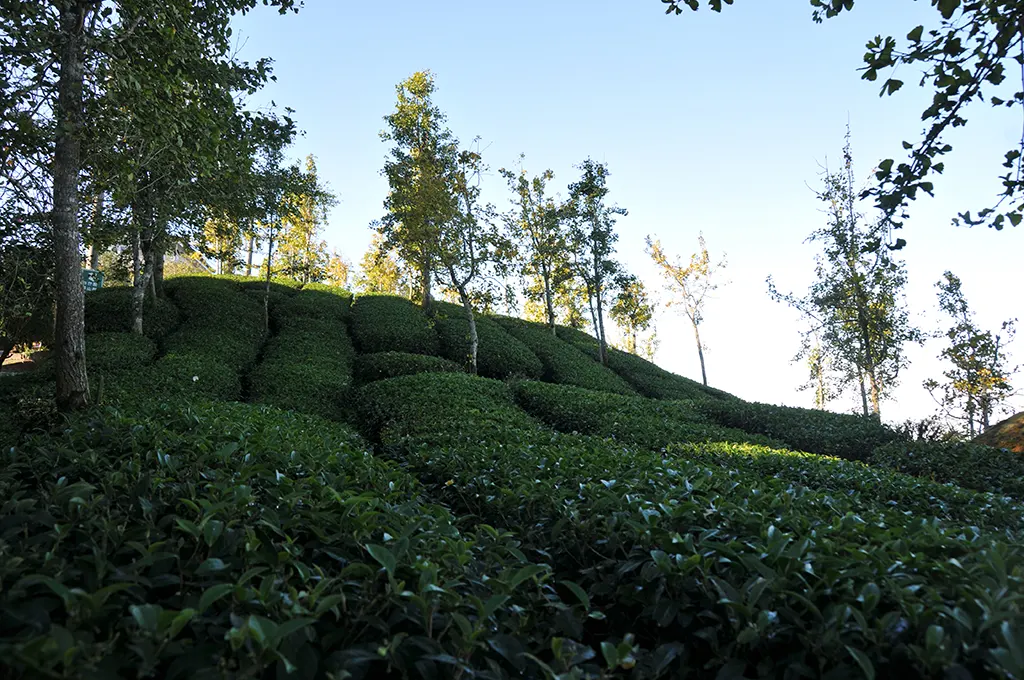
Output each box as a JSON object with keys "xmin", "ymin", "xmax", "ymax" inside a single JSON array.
[{"xmin": 0, "ymin": 0, "xmax": 1019, "ymax": 438}]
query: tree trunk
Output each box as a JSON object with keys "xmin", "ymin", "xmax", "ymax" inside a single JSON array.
[
  {"xmin": 542, "ymin": 267, "xmax": 556, "ymax": 336},
  {"xmin": 459, "ymin": 286, "xmax": 478, "ymax": 375},
  {"xmin": 856, "ymin": 367, "xmax": 869, "ymax": 416},
  {"xmin": 52, "ymin": 0, "xmax": 91, "ymax": 411},
  {"xmin": 264, "ymin": 227, "xmax": 275, "ymax": 332},
  {"xmin": 691, "ymin": 317, "xmax": 708, "ymax": 386},
  {"xmin": 246, "ymin": 231, "xmax": 255, "ymax": 277},
  {"xmin": 867, "ymin": 368, "xmax": 881, "ymax": 420},
  {"xmin": 420, "ymin": 264, "xmax": 432, "ymax": 310},
  {"xmin": 630, "ymin": 328, "xmax": 637, "ymax": 355},
  {"xmin": 595, "ymin": 290, "xmax": 608, "ymax": 366},
  {"xmin": 131, "ymin": 231, "xmax": 153, "ymax": 336},
  {"xmin": 153, "ymin": 245, "xmax": 164, "ymax": 297},
  {"xmin": 87, "ymin": 192, "xmax": 103, "ymax": 268}
]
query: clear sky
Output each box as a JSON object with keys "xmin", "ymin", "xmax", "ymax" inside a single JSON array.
[{"xmin": 230, "ymin": 0, "xmax": 1023, "ymax": 425}]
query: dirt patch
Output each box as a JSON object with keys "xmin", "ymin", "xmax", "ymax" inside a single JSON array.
[
  {"xmin": 974, "ymin": 411, "xmax": 1024, "ymax": 453},
  {"xmin": 1, "ymin": 350, "xmax": 52, "ymax": 375}
]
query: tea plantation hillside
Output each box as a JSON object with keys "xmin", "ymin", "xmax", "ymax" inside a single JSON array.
[{"xmin": 2, "ymin": 275, "xmax": 1023, "ymax": 679}]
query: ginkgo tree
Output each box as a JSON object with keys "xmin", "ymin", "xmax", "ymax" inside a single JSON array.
[{"xmin": 647, "ymin": 232, "xmax": 726, "ymax": 387}]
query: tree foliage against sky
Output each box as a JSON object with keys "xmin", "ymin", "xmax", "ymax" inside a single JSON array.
[
  {"xmin": 926, "ymin": 271, "xmax": 1018, "ymax": 436},
  {"xmin": 662, "ymin": 0, "xmax": 1024, "ymax": 242}
]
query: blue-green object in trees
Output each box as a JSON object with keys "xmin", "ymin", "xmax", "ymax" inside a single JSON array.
[{"xmin": 81, "ymin": 269, "xmax": 104, "ymax": 291}]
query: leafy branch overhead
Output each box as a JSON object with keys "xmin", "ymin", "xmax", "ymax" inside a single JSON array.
[{"xmin": 661, "ymin": 0, "xmax": 1024, "ymax": 239}]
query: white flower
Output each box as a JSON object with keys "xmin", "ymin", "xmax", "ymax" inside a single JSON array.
[{"xmin": 192, "ymin": 375, "xmax": 199, "ymax": 382}]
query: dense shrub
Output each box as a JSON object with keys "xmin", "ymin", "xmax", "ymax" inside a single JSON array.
[
  {"xmin": 84, "ymin": 287, "xmax": 179, "ymax": 339},
  {"xmin": 512, "ymin": 380, "xmax": 784, "ymax": 449},
  {"xmin": 433, "ymin": 306, "xmax": 543, "ymax": 379},
  {"xmin": 276, "ymin": 284, "xmax": 352, "ymax": 321},
  {"xmin": 219, "ymin": 273, "xmax": 303, "ymax": 292},
  {"xmin": 85, "ymin": 332, "xmax": 156, "ymax": 372},
  {"xmin": 353, "ymin": 351, "xmax": 463, "ymax": 385},
  {"xmin": 356, "ymin": 371, "xmax": 540, "ymax": 441},
  {"xmin": 249, "ymin": 314, "xmax": 354, "ymax": 421},
  {"xmin": 870, "ymin": 439, "xmax": 1024, "ymax": 500},
  {"xmin": 348, "ymin": 294, "xmax": 438, "ymax": 356},
  {"xmin": 0, "ymin": 401, "xmax": 581, "ymax": 679},
  {"xmin": 494, "ymin": 317, "xmax": 635, "ymax": 395},
  {"xmin": 697, "ymin": 398, "xmax": 902, "ymax": 461},
  {"xmin": 372, "ymin": 397, "xmax": 1024, "ymax": 679}
]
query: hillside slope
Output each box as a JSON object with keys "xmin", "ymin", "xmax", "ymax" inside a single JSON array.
[{"xmin": 1, "ymin": 275, "xmax": 1022, "ymax": 680}]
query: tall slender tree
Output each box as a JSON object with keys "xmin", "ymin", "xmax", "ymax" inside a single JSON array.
[
  {"xmin": 610, "ymin": 274, "xmax": 655, "ymax": 355},
  {"xmin": 564, "ymin": 159, "xmax": 625, "ymax": 365},
  {"xmin": 647, "ymin": 232, "xmax": 725, "ymax": 387}
]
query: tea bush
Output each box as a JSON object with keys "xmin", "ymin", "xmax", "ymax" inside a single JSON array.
[
  {"xmin": 370, "ymin": 397, "xmax": 1024, "ymax": 679},
  {"xmin": 512, "ymin": 381, "xmax": 784, "ymax": 450},
  {"xmin": 698, "ymin": 398, "xmax": 902, "ymax": 461},
  {"xmin": 0, "ymin": 401, "xmax": 588, "ymax": 679},
  {"xmin": 84, "ymin": 287, "xmax": 179, "ymax": 340},
  {"xmin": 353, "ymin": 351, "xmax": 463, "ymax": 385},
  {"xmin": 494, "ymin": 317, "xmax": 635, "ymax": 395},
  {"xmin": 433, "ymin": 307, "xmax": 543, "ymax": 379},
  {"xmin": 85, "ymin": 332, "xmax": 157, "ymax": 373},
  {"xmin": 348, "ymin": 295, "xmax": 438, "ymax": 356},
  {"xmin": 276, "ymin": 284, "xmax": 352, "ymax": 321},
  {"xmin": 249, "ymin": 311, "xmax": 354, "ymax": 421},
  {"xmin": 870, "ymin": 439, "xmax": 1024, "ymax": 500}
]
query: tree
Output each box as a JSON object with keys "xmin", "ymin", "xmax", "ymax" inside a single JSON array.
[
  {"xmin": 201, "ymin": 213, "xmax": 243, "ymax": 275},
  {"xmin": 768, "ymin": 135, "xmax": 919, "ymax": 418},
  {"xmin": 662, "ymin": 0, "xmax": 1024, "ymax": 239},
  {"xmin": 0, "ymin": 230, "xmax": 53, "ymax": 368},
  {"xmin": 0, "ymin": 0, "xmax": 299, "ymax": 409},
  {"xmin": 357, "ymin": 234, "xmax": 411, "ymax": 295},
  {"xmin": 926, "ymin": 271, "xmax": 1018, "ymax": 437},
  {"xmin": 378, "ymin": 71, "xmax": 456, "ymax": 310},
  {"xmin": 500, "ymin": 158, "xmax": 569, "ymax": 335},
  {"xmin": 325, "ymin": 251, "xmax": 351, "ymax": 288},
  {"xmin": 275, "ymin": 155, "xmax": 335, "ymax": 283},
  {"xmin": 564, "ymin": 159, "xmax": 625, "ymax": 365},
  {"xmin": 610, "ymin": 274, "xmax": 655, "ymax": 355},
  {"xmin": 435, "ymin": 142, "xmax": 514, "ymax": 375},
  {"xmin": 647, "ymin": 232, "xmax": 725, "ymax": 387}
]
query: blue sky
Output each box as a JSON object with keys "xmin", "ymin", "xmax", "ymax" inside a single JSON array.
[{"xmin": 232, "ymin": 0, "xmax": 1023, "ymax": 425}]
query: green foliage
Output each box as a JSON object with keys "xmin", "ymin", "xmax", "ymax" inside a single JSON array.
[
  {"xmin": 249, "ymin": 309, "xmax": 354, "ymax": 421},
  {"xmin": 0, "ymin": 400, "xmax": 581, "ymax": 679},
  {"xmin": 219, "ymin": 274, "xmax": 304, "ymax": 292},
  {"xmin": 85, "ymin": 332, "xmax": 156, "ymax": 373},
  {"xmin": 698, "ymin": 398, "xmax": 902, "ymax": 461},
  {"xmin": 353, "ymin": 351, "xmax": 464, "ymax": 385},
  {"xmin": 348, "ymin": 294, "xmax": 439, "ymax": 355},
  {"xmin": 84, "ymin": 287, "xmax": 180, "ymax": 340},
  {"xmin": 356, "ymin": 372, "xmax": 541, "ymax": 442},
  {"xmin": 276, "ymin": 283, "xmax": 352, "ymax": 321},
  {"xmin": 496, "ymin": 317, "xmax": 636, "ymax": 395},
  {"xmin": 871, "ymin": 439, "xmax": 1024, "ymax": 501},
  {"xmin": 434, "ymin": 304, "xmax": 543, "ymax": 379},
  {"xmin": 374, "ymin": 402, "xmax": 1024, "ymax": 679},
  {"xmin": 512, "ymin": 381, "xmax": 782, "ymax": 450}
]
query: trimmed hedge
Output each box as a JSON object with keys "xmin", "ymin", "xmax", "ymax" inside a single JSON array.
[
  {"xmin": 494, "ymin": 317, "xmax": 636, "ymax": 395},
  {"xmin": 249, "ymin": 312, "xmax": 355, "ymax": 421},
  {"xmin": 219, "ymin": 273, "xmax": 303, "ymax": 292},
  {"xmin": 276, "ymin": 284, "xmax": 352, "ymax": 321},
  {"xmin": 359, "ymin": 375, "xmax": 1024, "ymax": 679},
  {"xmin": 870, "ymin": 439, "xmax": 1024, "ymax": 500},
  {"xmin": 433, "ymin": 304, "xmax": 543, "ymax": 379},
  {"xmin": 0, "ymin": 401, "xmax": 583, "ymax": 679},
  {"xmin": 84, "ymin": 287, "xmax": 179, "ymax": 340},
  {"xmin": 697, "ymin": 398, "xmax": 902, "ymax": 461},
  {"xmin": 512, "ymin": 380, "xmax": 785, "ymax": 450},
  {"xmin": 353, "ymin": 351, "xmax": 463, "ymax": 385},
  {"xmin": 85, "ymin": 332, "xmax": 156, "ymax": 373},
  {"xmin": 348, "ymin": 294, "xmax": 438, "ymax": 356},
  {"xmin": 356, "ymin": 371, "xmax": 541, "ymax": 442}
]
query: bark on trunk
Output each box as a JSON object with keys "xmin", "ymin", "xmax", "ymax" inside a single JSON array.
[
  {"xmin": 420, "ymin": 265, "xmax": 432, "ymax": 310},
  {"xmin": 153, "ymin": 246, "xmax": 164, "ymax": 297},
  {"xmin": 542, "ymin": 267, "xmax": 556, "ymax": 336},
  {"xmin": 691, "ymin": 318, "xmax": 708, "ymax": 386},
  {"xmin": 459, "ymin": 287, "xmax": 478, "ymax": 375},
  {"xmin": 52, "ymin": 0, "xmax": 90, "ymax": 411},
  {"xmin": 867, "ymin": 369, "xmax": 881, "ymax": 420},
  {"xmin": 88, "ymin": 193, "xmax": 102, "ymax": 268},
  {"xmin": 264, "ymin": 228, "xmax": 275, "ymax": 332},
  {"xmin": 246, "ymin": 231, "xmax": 255, "ymax": 277},
  {"xmin": 857, "ymin": 368, "xmax": 869, "ymax": 417},
  {"xmin": 595, "ymin": 285, "xmax": 608, "ymax": 366}
]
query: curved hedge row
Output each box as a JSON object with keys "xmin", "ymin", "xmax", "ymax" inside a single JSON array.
[
  {"xmin": 276, "ymin": 283, "xmax": 352, "ymax": 321},
  {"xmin": 697, "ymin": 398, "xmax": 902, "ymax": 462},
  {"xmin": 0, "ymin": 401, "xmax": 585, "ymax": 679},
  {"xmin": 870, "ymin": 439, "xmax": 1024, "ymax": 500},
  {"xmin": 433, "ymin": 304, "xmax": 543, "ymax": 379},
  {"xmin": 495, "ymin": 317, "xmax": 635, "ymax": 395},
  {"xmin": 353, "ymin": 351, "xmax": 463, "ymax": 385},
  {"xmin": 84, "ymin": 287, "xmax": 179, "ymax": 340},
  {"xmin": 348, "ymin": 295, "xmax": 438, "ymax": 356},
  {"xmin": 358, "ymin": 372, "xmax": 1024, "ymax": 680},
  {"xmin": 512, "ymin": 380, "xmax": 784, "ymax": 449}
]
